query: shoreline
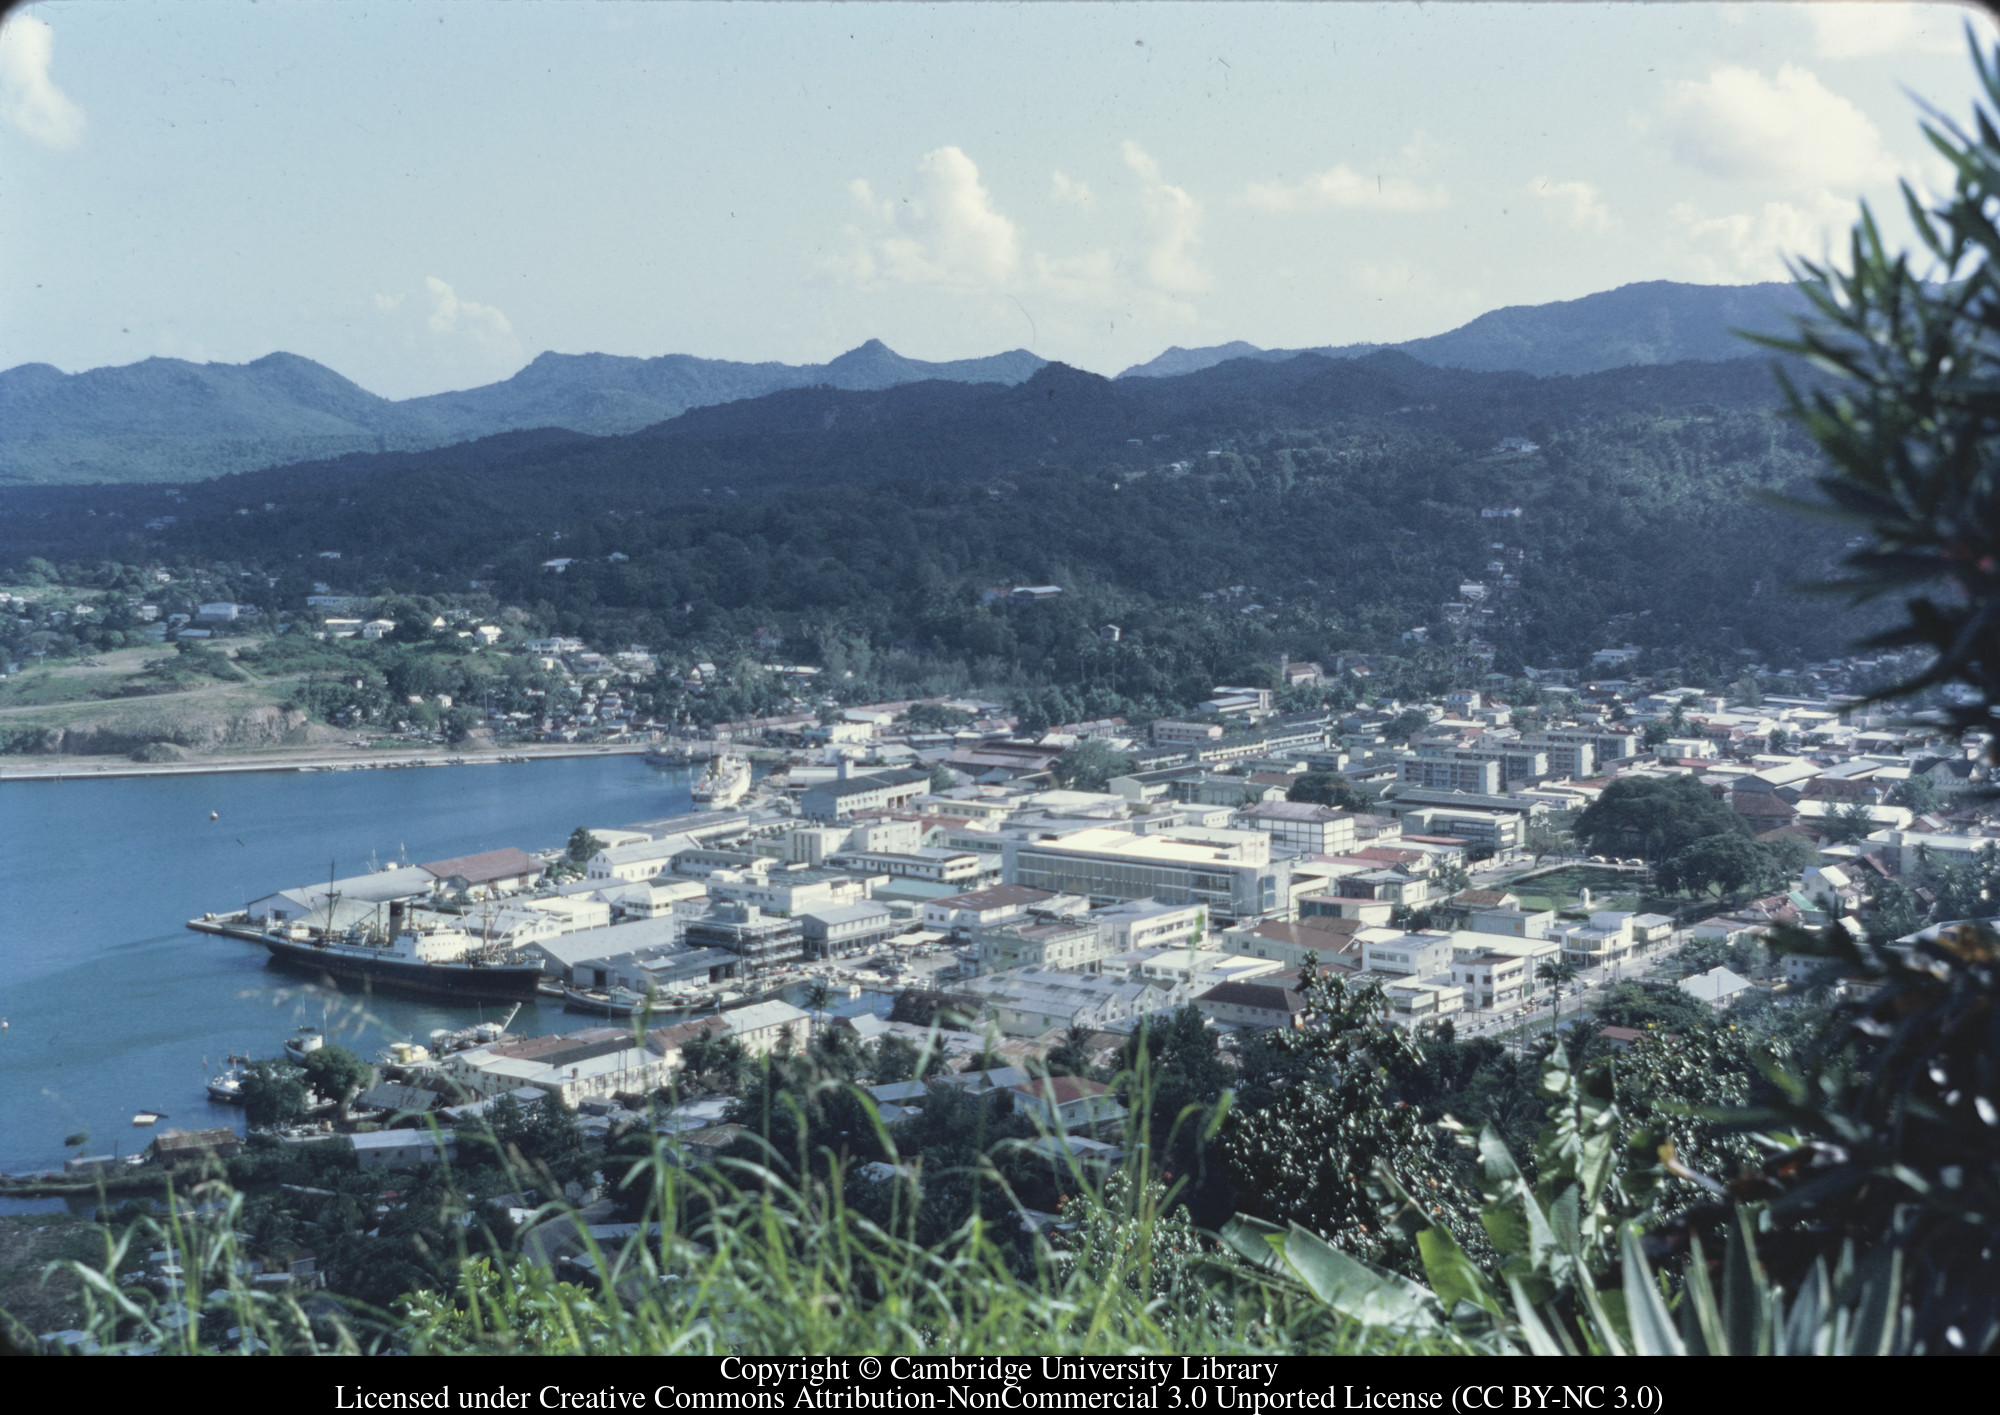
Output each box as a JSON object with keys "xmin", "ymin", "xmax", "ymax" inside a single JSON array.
[{"xmin": 0, "ymin": 740, "xmax": 667, "ymax": 783}]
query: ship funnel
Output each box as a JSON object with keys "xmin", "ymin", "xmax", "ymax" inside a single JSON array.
[{"xmin": 389, "ymin": 899, "xmax": 406, "ymax": 936}]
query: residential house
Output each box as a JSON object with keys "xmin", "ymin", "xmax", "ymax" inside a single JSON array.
[{"xmin": 1006, "ymin": 1077, "xmax": 1129, "ymax": 1137}]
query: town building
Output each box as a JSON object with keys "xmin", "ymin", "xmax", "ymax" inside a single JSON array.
[{"xmin": 1003, "ymin": 825, "xmax": 1289, "ymax": 922}]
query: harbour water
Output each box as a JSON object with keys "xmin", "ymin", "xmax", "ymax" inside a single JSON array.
[{"xmin": 0, "ymin": 755, "xmax": 703, "ymax": 1179}]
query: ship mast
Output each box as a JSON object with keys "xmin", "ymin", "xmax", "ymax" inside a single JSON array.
[{"xmin": 320, "ymin": 858, "xmax": 342, "ymax": 946}]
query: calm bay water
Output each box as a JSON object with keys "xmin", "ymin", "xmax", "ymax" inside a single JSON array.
[{"xmin": 0, "ymin": 755, "xmax": 696, "ymax": 1177}]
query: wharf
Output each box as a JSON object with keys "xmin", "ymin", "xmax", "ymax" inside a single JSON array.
[{"xmin": 0, "ymin": 741, "xmax": 653, "ymax": 783}]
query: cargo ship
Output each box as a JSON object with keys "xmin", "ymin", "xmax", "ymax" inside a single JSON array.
[{"xmin": 188, "ymin": 900, "xmax": 543, "ymax": 1002}]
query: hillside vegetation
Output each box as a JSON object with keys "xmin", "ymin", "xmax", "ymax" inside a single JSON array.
[{"xmin": 0, "ymin": 350, "xmax": 1872, "ymax": 706}]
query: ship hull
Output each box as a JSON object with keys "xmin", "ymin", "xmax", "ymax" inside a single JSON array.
[{"xmin": 189, "ymin": 920, "xmax": 542, "ymax": 1001}]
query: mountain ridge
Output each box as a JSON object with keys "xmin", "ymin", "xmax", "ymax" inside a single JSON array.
[
  {"xmin": 1, "ymin": 278, "xmax": 1816, "ymax": 487},
  {"xmin": 0, "ymin": 341, "xmax": 1048, "ymax": 486},
  {"xmin": 1114, "ymin": 280, "xmax": 1812, "ymax": 380}
]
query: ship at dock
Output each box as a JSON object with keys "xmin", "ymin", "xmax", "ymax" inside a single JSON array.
[
  {"xmin": 690, "ymin": 754, "xmax": 751, "ymax": 809},
  {"xmin": 188, "ymin": 897, "xmax": 543, "ymax": 1002}
]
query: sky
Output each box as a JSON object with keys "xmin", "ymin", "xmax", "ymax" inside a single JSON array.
[{"xmin": 1, "ymin": 1, "xmax": 1994, "ymax": 399}]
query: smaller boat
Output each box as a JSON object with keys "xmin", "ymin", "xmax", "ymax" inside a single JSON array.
[
  {"xmin": 378, "ymin": 1040, "xmax": 435, "ymax": 1074},
  {"xmin": 283, "ymin": 1026, "xmax": 325, "ymax": 1065},
  {"xmin": 206, "ymin": 1056, "xmax": 251, "ymax": 1105},
  {"xmin": 562, "ymin": 984, "xmax": 656, "ymax": 1017},
  {"xmin": 132, "ymin": 1111, "xmax": 166, "ymax": 1127}
]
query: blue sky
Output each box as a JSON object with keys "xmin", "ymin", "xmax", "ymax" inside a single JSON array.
[{"xmin": 1, "ymin": 1, "xmax": 1992, "ymax": 398}]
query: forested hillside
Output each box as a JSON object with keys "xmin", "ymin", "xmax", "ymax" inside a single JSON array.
[{"xmin": 0, "ymin": 347, "xmax": 1870, "ymax": 706}]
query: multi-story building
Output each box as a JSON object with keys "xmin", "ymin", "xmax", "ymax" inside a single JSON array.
[
  {"xmin": 1152, "ymin": 719, "xmax": 1226, "ymax": 746},
  {"xmin": 1537, "ymin": 728, "xmax": 1637, "ymax": 766},
  {"xmin": 800, "ymin": 767, "xmax": 933, "ymax": 821},
  {"xmin": 681, "ymin": 902, "xmax": 805, "ymax": 972},
  {"xmin": 1088, "ymin": 898, "xmax": 1208, "ymax": 953},
  {"xmin": 1232, "ymin": 800, "xmax": 1358, "ymax": 856},
  {"xmin": 922, "ymin": 884, "xmax": 1076, "ymax": 937},
  {"xmin": 1003, "ymin": 826, "xmax": 1289, "ymax": 922},
  {"xmin": 828, "ymin": 848, "xmax": 984, "ymax": 888},
  {"xmin": 978, "ymin": 913, "xmax": 1107, "ymax": 973},
  {"xmin": 1398, "ymin": 756, "xmax": 1503, "ymax": 794},
  {"xmin": 1380, "ymin": 977, "xmax": 1465, "ymax": 1027},
  {"xmin": 1518, "ymin": 736, "xmax": 1596, "ymax": 779},
  {"xmin": 1393, "ymin": 805, "xmax": 1528, "ymax": 857},
  {"xmin": 1426, "ymin": 743, "xmax": 1551, "ymax": 784},
  {"xmin": 1360, "ymin": 933, "xmax": 1455, "ymax": 977},
  {"xmin": 705, "ymin": 864, "xmax": 870, "ymax": 916},
  {"xmin": 1447, "ymin": 933, "xmax": 1560, "ymax": 1011},
  {"xmin": 1551, "ymin": 910, "xmax": 1636, "ymax": 967},
  {"xmin": 798, "ymin": 901, "xmax": 899, "ymax": 958}
]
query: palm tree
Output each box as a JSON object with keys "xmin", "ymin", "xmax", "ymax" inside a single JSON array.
[{"xmin": 803, "ymin": 980, "xmax": 835, "ymax": 1038}]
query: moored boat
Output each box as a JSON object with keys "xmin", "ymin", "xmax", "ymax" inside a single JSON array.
[
  {"xmin": 188, "ymin": 915, "xmax": 544, "ymax": 1003},
  {"xmin": 690, "ymin": 754, "xmax": 752, "ymax": 809},
  {"xmin": 205, "ymin": 1056, "xmax": 251, "ymax": 1105}
]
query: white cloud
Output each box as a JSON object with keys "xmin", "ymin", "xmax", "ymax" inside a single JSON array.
[
  {"xmin": 424, "ymin": 276, "xmax": 514, "ymax": 347},
  {"xmin": 0, "ymin": 13, "xmax": 86, "ymax": 150},
  {"xmin": 1807, "ymin": 2, "xmax": 1969, "ymax": 60},
  {"xmin": 1660, "ymin": 63, "xmax": 1897, "ymax": 193},
  {"xmin": 1530, "ymin": 177, "xmax": 1616, "ymax": 235},
  {"xmin": 1122, "ymin": 141, "xmax": 1208, "ymax": 294},
  {"xmin": 1242, "ymin": 163, "xmax": 1450, "ymax": 213},
  {"xmin": 373, "ymin": 293, "xmax": 404, "ymax": 312},
  {"xmin": 1668, "ymin": 192, "xmax": 1858, "ymax": 282},
  {"xmin": 1050, "ymin": 171, "xmax": 1093, "ymax": 207},
  {"xmin": 830, "ymin": 143, "xmax": 1209, "ymax": 322},
  {"xmin": 834, "ymin": 146, "xmax": 1021, "ymax": 290}
]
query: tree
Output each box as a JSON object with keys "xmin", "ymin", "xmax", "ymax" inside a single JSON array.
[
  {"xmin": 1383, "ymin": 708, "xmax": 1431, "ymax": 743},
  {"xmin": 1574, "ymin": 775, "xmax": 1748, "ymax": 863},
  {"xmin": 1040, "ymin": 1024, "xmax": 1096, "ymax": 1079},
  {"xmin": 869, "ymin": 1034, "xmax": 921, "ymax": 1084},
  {"xmin": 1658, "ymin": 832, "xmax": 1768, "ymax": 898},
  {"xmin": 440, "ymin": 705, "xmax": 481, "ymax": 744},
  {"xmin": 803, "ymin": 980, "xmax": 834, "ymax": 1032},
  {"xmin": 565, "ymin": 827, "xmax": 606, "ymax": 865},
  {"xmin": 1537, "ymin": 958, "xmax": 1579, "ymax": 992},
  {"xmin": 1819, "ymin": 800, "xmax": 1879, "ymax": 845},
  {"xmin": 1525, "ymin": 809, "xmax": 1578, "ymax": 863},
  {"xmin": 1286, "ymin": 771, "xmax": 1370, "ymax": 811},
  {"xmin": 1048, "ymin": 739, "xmax": 1135, "ymax": 792},
  {"xmin": 239, "ymin": 1060, "xmax": 309, "ymax": 1128},
  {"xmin": 1223, "ymin": 973, "xmax": 1485, "ymax": 1271},
  {"xmin": 300, "ymin": 1045, "xmax": 371, "ymax": 1117},
  {"xmin": 1586, "ymin": 982, "xmax": 1715, "ymax": 1035},
  {"xmin": 1890, "ymin": 773, "xmax": 1944, "ymax": 815},
  {"xmin": 679, "ymin": 1031, "xmax": 748, "ymax": 1094}
]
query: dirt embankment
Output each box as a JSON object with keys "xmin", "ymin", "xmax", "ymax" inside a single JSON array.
[{"xmin": 6, "ymin": 702, "xmax": 348, "ymax": 757}]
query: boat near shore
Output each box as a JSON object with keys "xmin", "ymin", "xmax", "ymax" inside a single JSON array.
[
  {"xmin": 690, "ymin": 754, "xmax": 752, "ymax": 809},
  {"xmin": 188, "ymin": 910, "xmax": 544, "ymax": 1003},
  {"xmin": 205, "ymin": 1056, "xmax": 251, "ymax": 1105}
]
